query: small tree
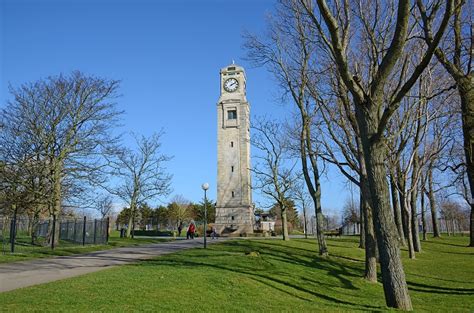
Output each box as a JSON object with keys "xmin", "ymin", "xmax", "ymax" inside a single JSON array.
[
  {"xmin": 167, "ymin": 195, "xmax": 191, "ymax": 229},
  {"xmin": 251, "ymin": 118, "xmax": 298, "ymax": 241},
  {"xmin": 0, "ymin": 71, "xmax": 122, "ymax": 244},
  {"xmin": 96, "ymin": 195, "xmax": 114, "ymax": 219},
  {"xmin": 106, "ymin": 132, "xmax": 172, "ymax": 237}
]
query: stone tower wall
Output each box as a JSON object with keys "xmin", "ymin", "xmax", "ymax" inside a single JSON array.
[{"xmin": 215, "ymin": 64, "xmax": 254, "ymax": 234}]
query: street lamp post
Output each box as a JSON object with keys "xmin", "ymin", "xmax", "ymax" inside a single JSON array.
[{"xmin": 201, "ymin": 183, "xmax": 209, "ymax": 249}]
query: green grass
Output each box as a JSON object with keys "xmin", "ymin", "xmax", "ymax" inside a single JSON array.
[
  {"xmin": 0, "ymin": 236, "xmax": 473, "ymax": 312},
  {"xmin": 0, "ymin": 230, "xmax": 172, "ymax": 264}
]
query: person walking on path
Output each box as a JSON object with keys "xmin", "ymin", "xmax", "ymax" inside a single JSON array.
[
  {"xmin": 187, "ymin": 221, "xmax": 196, "ymax": 239},
  {"xmin": 211, "ymin": 226, "xmax": 218, "ymax": 239},
  {"xmin": 178, "ymin": 222, "xmax": 183, "ymax": 237}
]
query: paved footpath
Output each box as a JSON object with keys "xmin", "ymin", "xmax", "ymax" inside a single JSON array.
[{"xmin": 0, "ymin": 238, "xmax": 224, "ymax": 293}]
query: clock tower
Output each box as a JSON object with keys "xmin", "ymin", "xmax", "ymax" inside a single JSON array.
[{"xmin": 215, "ymin": 64, "xmax": 254, "ymax": 235}]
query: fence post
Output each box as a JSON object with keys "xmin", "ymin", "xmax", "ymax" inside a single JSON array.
[
  {"xmin": 65, "ymin": 220, "xmax": 69, "ymax": 241},
  {"xmin": 106, "ymin": 217, "xmax": 110, "ymax": 244},
  {"xmin": 82, "ymin": 216, "xmax": 87, "ymax": 246},
  {"xmin": 51, "ymin": 214, "xmax": 56, "ymax": 250},
  {"xmin": 10, "ymin": 216, "xmax": 16, "ymax": 253},
  {"xmin": 73, "ymin": 219, "xmax": 77, "ymax": 243},
  {"xmin": 93, "ymin": 219, "xmax": 97, "ymax": 244}
]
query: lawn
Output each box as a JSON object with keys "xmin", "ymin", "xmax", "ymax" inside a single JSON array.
[
  {"xmin": 0, "ymin": 230, "xmax": 172, "ymax": 264},
  {"xmin": 0, "ymin": 236, "xmax": 472, "ymax": 312}
]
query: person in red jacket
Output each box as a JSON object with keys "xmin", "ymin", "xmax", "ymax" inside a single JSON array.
[{"xmin": 187, "ymin": 221, "xmax": 196, "ymax": 239}]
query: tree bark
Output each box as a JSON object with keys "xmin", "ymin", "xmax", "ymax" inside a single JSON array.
[
  {"xmin": 427, "ymin": 168, "xmax": 441, "ymax": 237},
  {"xmin": 126, "ymin": 195, "xmax": 138, "ymax": 238},
  {"xmin": 303, "ymin": 206, "xmax": 308, "ymax": 239},
  {"xmin": 410, "ymin": 155, "xmax": 421, "ymax": 252},
  {"xmin": 300, "ymin": 119, "xmax": 328, "ymax": 255},
  {"xmin": 421, "ymin": 185, "xmax": 427, "ymax": 241},
  {"xmin": 281, "ymin": 207, "xmax": 290, "ymax": 241},
  {"xmin": 390, "ymin": 173, "xmax": 406, "ymax": 245},
  {"xmin": 360, "ymin": 197, "xmax": 366, "ymax": 249},
  {"xmin": 398, "ymin": 173, "xmax": 415, "ymax": 258},
  {"xmin": 48, "ymin": 162, "xmax": 62, "ymax": 246},
  {"xmin": 457, "ymin": 78, "xmax": 474, "ymax": 246},
  {"xmin": 405, "ymin": 196, "xmax": 416, "ymax": 259},
  {"xmin": 361, "ymin": 174, "xmax": 377, "ymax": 282},
  {"xmin": 355, "ymin": 104, "xmax": 412, "ymax": 310}
]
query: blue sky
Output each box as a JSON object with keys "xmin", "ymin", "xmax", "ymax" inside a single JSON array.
[{"xmin": 1, "ymin": 0, "xmax": 351, "ymax": 216}]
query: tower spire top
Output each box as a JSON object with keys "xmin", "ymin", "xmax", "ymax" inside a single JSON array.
[{"xmin": 232, "ymin": 59, "xmax": 235, "ymax": 64}]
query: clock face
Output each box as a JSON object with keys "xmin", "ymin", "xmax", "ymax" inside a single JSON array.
[{"xmin": 224, "ymin": 78, "xmax": 239, "ymax": 92}]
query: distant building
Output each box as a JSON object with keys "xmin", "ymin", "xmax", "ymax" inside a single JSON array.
[{"xmin": 255, "ymin": 213, "xmax": 275, "ymax": 232}]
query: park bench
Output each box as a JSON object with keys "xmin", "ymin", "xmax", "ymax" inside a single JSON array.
[{"xmin": 323, "ymin": 228, "xmax": 342, "ymax": 238}]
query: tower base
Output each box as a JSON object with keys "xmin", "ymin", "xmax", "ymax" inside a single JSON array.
[{"xmin": 214, "ymin": 206, "xmax": 254, "ymax": 236}]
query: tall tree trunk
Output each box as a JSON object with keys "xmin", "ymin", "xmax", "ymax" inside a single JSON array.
[
  {"xmin": 410, "ymin": 193, "xmax": 421, "ymax": 252},
  {"xmin": 126, "ymin": 200, "xmax": 137, "ymax": 238},
  {"xmin": 356, "ymin": 105, "xmax": 412, "ymax": 310},
  {"xmin": 313, "ymin": 190, "xmax": 327, "ymax": 254},
  {"xmin": 397, "ymin": 171, "xmax": 409, "ymax": 242},
  {"xmin": 471, "ymin": 208, "xmax": 474, "ymax": 245},
  {"xmin": 421, "ymin": 185, "xmax": 427, "ymax": 241},
  {"xmin": 410, "ymin": 156, "xmax": 421, "ymax": 252},
  {"xmin": 427, "ymin": 168, "xmax": 441, "ymax": 237},
  {"xmin": 360, "ymin": 197, "xmax": 366, "ymax": 249},
  {"xmin": 404, "ymin": 196, "xmax": 416, "ymax": 259},
  {"xmin": 281, "ymin": 206, "xmax": 290, "ymax": 241},
  {"xmin": 48, "ymin": 163, "xmax": 62, "ymax": 246},
  {"xmin": 398, "ymin": 174, "xmax": 415, "ymax": 258},
  {"xmin": 300, "ymin": 119, "xmax": 327, "ymax": 255},
  {"xmin": 361, "ymin": 174, "xmax": 377, "ymax": 282},
  {"xmin": 390, "ymin": 173, "xmax": 406, "ymax": 245},
  {"xmin": 303, "ymin": 206, "xmax": 308, "ymax": 239},
  {"xmin": 457, "ymin": 78, "xmax": 474, "ymax": 246}
]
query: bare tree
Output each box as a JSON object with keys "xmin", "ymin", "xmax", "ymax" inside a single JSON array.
[
  {"xmin": 0, "ymin": 71, "xmax": 122, "ymax": 243},
  {"xmin": 96, "ymin": 195, "xmax": 114, "ymax": 219},
  {"xmin": 315, "ymin": 69, "xmax": 378, "ymax": 281},
  {"xmin": 300, "ymin": 0, "xmax": 453, "ymax": 309},
  {"xmin": 168, "ymin": 194, "xmax": 191, "ymax": 229},
  {"xmin": 245, "ymin": 1, "xmax": 328, "ymax": 255},
  {"xmin": 251, "ymin": 118, "xmax": 298, "ymax": 241},
  {"xmin": 440, "ymin": 199, "xmax": 468, "ymax": 235},
  {"xmin": 292, "ymin": 179, "xmax": 312, "ymax": 239},
  {"xmin": 106, "ymin": 132, "xmax": 172, "ymax": 238},
  {"xmin": 418, "ymin": 0, "xmax": 474, "ymax": 246}
]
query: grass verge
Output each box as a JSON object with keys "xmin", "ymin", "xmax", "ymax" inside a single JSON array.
[{"xmin": 0, "ymin": 236, "xmax": 473, "ymax": 312}]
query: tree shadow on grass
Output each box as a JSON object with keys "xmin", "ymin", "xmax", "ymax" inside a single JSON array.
[
  {"xmin": 222, "ymin": 240, "xmax": 364, "ymax": 288},
  {"xmin": 423, "ymin": 240, "xmax": 467, "ymax": 248},
  {"xmin": 141, "ymin": 256, "xmax": 383, "ymax": 311},
  {"xmin": 435, "ymin": 250, "xmax": 474, "ymax": 256},
  {"xmin": 328, "ymin": 254, "xmax": 365, "ymax": 263},
  {"xmin": 137, "ymin": 240, "xmax": 385, "ymax": 310},
  {"xmin": 407, "ymin": 281, "xmax": 474, "ymax": 295},
  {"xmin": 408, "ymin": 273, "xmax": 474, "ymax": 285}
]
